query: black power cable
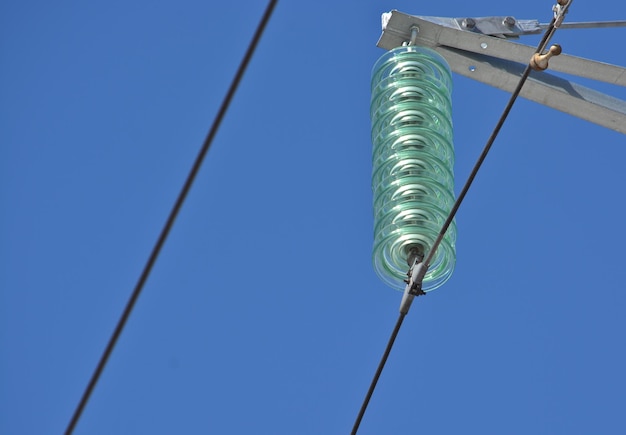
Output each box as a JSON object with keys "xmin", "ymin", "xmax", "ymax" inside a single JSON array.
[
  {"xmin": 64, "ymin": 1, "xmax": 278, "ymax": 433},
  {"xmin": 352, "ymin": 16, "xmax": 562, "ymax": 435},
  {"xmin": 351, "ymin": 312, "xmax": 406, "ymax": 435}
]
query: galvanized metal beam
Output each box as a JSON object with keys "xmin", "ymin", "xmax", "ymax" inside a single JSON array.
[{"xmin": 376, "ymin": 10, "xmax": 626, "ymax": 134}]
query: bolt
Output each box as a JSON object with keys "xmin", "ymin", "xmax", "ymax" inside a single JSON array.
[
  {"xmin": 503, "ymin": 16, "xmax": 516, "ymax": 27},
  {"xmin": 462, "ymin": 18, "xmax": 476, "ymax": 29}
]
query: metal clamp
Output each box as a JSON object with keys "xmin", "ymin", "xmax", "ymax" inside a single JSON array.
[
  {"xmin": 399, "ymin": 263, "xmax": 427, "ymax": 314},
  {"xmin": 553, "ymin": 0, "xmax": 573, "ymax": 28}
]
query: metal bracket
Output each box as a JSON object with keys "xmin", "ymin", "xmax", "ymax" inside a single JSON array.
[{"xmin": 377, "ymin": 10, "xmax": 626, "ymax": 134}]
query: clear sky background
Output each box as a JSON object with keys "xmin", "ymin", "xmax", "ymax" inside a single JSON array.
[{"xmin": 2, "ymin": 1, "xmax": 625, "ymax": 434}]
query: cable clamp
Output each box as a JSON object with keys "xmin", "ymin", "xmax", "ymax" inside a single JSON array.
[
  {"xmin": 553, "ymin": 0, "xmax": 573, "ymax": 28},
  {"xmin": 399, "ymin": 262, "xmax": 427, "ymax": 314}
]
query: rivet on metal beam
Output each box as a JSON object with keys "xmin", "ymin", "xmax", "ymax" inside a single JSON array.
[
  {"xmin": 503, "ymin": 16, "xmax": 516, "ymax": 27},
  {"xmin": 462, "ymin": 18, "xmax": 476, "ymax": 29}
]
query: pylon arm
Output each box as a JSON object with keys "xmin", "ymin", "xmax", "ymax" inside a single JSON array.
[{"xmin": 377, "ymin": 10, "xmax": 626, "ymax": 134}]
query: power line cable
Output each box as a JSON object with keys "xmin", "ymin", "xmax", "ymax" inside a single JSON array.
[
  {"xmin": 351, "ymin": 16, "xmax": 561, "ymax": 435},
  {"xmin": 64, "ymin": 1, "xmax": 279, "ymax": 433},
  {"xmin": 351, "ymin": 312, "xmax": 406, "ymax": 435}
]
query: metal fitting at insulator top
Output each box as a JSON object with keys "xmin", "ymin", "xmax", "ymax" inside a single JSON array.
[{"xmin": 408, "ymin": 26, "xmax": 419, "ymax": 45}]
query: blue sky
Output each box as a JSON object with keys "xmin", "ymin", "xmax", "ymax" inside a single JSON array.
[{"xmin": 2, "ymin": 1, "xmax": 625, "ymax": 434}]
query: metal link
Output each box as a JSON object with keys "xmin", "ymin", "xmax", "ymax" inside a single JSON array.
[{"xmin": 553, "ymin": 0, "xmax": 573, "ymax": 27}]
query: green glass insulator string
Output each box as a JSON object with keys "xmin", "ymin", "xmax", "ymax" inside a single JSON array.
[{"xmin": 370, "ymin": 46, "xmax": 456, "ymax": 291}]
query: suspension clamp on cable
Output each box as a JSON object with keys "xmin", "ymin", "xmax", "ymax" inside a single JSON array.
[
  {"xmin": 553, "ymin": 0, "xmax": 573, "ymax": 28},
  {"xmin": 399, "ymin": 262, "xmax": 427, "ymax": 314}
]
